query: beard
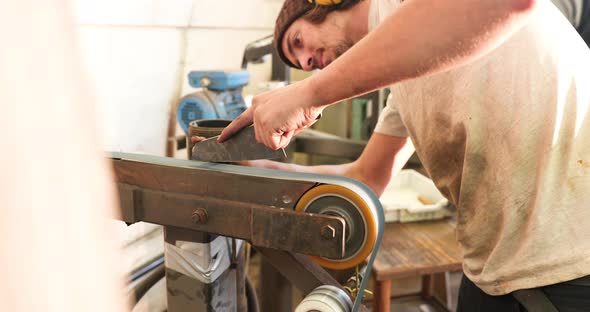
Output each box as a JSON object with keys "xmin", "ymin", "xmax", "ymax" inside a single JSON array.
[
  {"xmin": 334, "ymin": 40, "xmax": 354, "ymax": 58},
  {"xmin": 327, "ymin": 40, "xmax": 354, "ymax": 66}
]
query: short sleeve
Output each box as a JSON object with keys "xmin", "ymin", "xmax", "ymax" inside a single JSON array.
[{"xmin": 373, "ymin": 92, "xmax": 409, "ymax": 137}]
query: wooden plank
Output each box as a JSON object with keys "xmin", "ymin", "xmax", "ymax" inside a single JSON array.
[
  {"xmin": 421, "ymin": 274, "xmax": 433, "ymax": 298},
  {"xmin": 373, "ymin": 220, "xmax": 462, "ymax": 281}
]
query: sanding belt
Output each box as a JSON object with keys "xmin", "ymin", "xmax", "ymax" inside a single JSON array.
[{"xmin": 512, "ymin": 275, "xmax": 590, "ymax": 311}]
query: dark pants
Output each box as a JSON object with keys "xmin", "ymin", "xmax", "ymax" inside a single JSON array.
[
  {"xmin": 457, "ymin": 275, "xmax": 590, "ymax": 312},
  {"xmin": 580, "ymin": 0, "xmax": 590, "ymax": 47}
]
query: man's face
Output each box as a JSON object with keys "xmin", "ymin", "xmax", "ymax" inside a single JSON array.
[{"xmin": 281, "ymin": 18, "xmax": 353, "ymax": 71}]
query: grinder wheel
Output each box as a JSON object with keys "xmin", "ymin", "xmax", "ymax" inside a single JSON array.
[{"xmin": 295, "ymin": 184, "xmax": 377, "ymax": 270}]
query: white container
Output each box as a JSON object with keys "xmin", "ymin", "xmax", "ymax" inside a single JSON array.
[{"xmin": 380, "ymin": 170, "xmax": 451, "ymax": 223}]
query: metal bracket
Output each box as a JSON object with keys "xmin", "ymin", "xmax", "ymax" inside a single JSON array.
[{"xmin": 117, "ymin": 184, "xmax": 346, "ymax": 259}]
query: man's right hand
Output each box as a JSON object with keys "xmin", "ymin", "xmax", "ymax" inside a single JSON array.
[{"xmin": 218, "ymin": 80, "xmax": 323, "ymax": 150}]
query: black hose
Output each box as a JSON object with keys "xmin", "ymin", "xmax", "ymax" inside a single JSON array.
[
  {"xmin": 129, "ymin": 256, "xmax": 165, "ymax": 282},
  {"xmin": 580, "ymin": 0, "xmax": 590, "ymax": 47},
  {"xmin": 246, "ymin": 276, "xmax": 261, "ymax": 312}
]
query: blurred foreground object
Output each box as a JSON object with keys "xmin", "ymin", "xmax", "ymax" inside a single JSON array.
[{"xmin": 0, "ymin": 0, "xmax": 128, "ymax": 311}]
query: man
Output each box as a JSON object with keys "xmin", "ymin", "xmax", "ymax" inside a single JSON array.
[{"xmin": 213, "ymin": 0, "xmax": 590, "ymax": 310}]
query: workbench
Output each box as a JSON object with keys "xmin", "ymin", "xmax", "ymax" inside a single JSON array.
[{"xmin": 372, "ymin": 220, "xmax": 462, "ymax": 312}]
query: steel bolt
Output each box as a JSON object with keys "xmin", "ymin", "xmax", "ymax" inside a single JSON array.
[
  {"xmin": 191, "ymin": 208, "xmax": 208, "ymax": 224},
  {"xmin": 201, "ymin": 77, "xmax": 211, "ymax": 87},
  {"xmin": 321, "ymin": 225, "xmax": 336, "ymax": 239},
  {"xmin": 281, "ymin": 195, "xmax": 293, "ymax": 204}
]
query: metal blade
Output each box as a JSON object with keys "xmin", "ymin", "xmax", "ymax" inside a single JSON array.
[{"xmin": 191, "ymin": 126, "xmax": 286, "ymax": 162}]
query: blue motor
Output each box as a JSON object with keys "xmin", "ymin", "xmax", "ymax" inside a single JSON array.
[{"xmin": 177, "ymin": 70, "xmax": 250, "ymax": 134}]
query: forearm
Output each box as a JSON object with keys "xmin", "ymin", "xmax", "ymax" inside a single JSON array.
[
  {"xmin": 307, "ymin": 0, "xmax": 538, "ymax": 106},
  {"xmin": 244, "ymin": 159, "xmax": 383, "ymax": 193},
  {"xmin": 240, "ymin": 159, "xmax": 355, "ymax": 176},
  {"xmin": 244, "ymin": 134, "xmax": 415, "ymax": 197},
  {"xmin": 352, "ymin": 135, "xmax": 415, "ymax": 196}
]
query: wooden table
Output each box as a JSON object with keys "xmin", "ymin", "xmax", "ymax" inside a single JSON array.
[{"xmin": 372, "ymin": 220, "xmax": 463, "ymax": 312}]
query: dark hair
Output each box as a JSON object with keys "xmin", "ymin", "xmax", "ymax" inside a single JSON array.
[
  {"xmin": 302, "ymin": 0, "xmax": 362, "ymax": 24},
  {"xmin": 274, "ymin": 0, "xmax": 363, "ymax": 68}
]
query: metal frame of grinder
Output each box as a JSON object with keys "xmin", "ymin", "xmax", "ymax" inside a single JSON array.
[{"xmin": 112, "ymin": 152, "xmax": 384, "ymax": 312}]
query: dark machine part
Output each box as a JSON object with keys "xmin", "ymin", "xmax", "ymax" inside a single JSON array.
[
  {"xmin": 186, "ymin": 119, "xmax": 231, "ymax": 159},
  {"xmin": 241, "ymin": 34, "xmax": 290, "ymax": 83},
  {"xmin": 127, "ymin": 257, "xmax": 166, "ymax": 303},
  {"xmin": 245, "ymin": 275, "xmax": 261, "ymax": 312},
  {"xmin": 191, "ymin": 125, "xmax": 286, "ymax": 163},
  {"xmin": 304, "ymin": 196, "xmax": 366, "ymax": 262},
  {"xmin": 189, "ymin": 119, "xmax": 231, "ymax": 138}
]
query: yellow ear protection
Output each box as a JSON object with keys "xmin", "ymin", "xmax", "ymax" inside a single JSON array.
[{"xmin": 307, "ymin": 0, "xmax": 342, "ymax": 5}]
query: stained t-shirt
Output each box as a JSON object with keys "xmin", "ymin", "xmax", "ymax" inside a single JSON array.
[{"xmin": 370, "ymin": 0, "xmax": 590, "ymax": 295}]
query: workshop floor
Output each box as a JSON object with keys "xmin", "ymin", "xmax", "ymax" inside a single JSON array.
[
  {"xmin": 247, "ymin": 250, "xmax": 460, "ymax": 312},
  {"xmin": 377, "ymin": 297, "xmax": 448, "ymax": 312}
]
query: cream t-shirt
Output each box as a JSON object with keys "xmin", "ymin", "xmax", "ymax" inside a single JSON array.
[{"xmin": 370, "ymin": 0, "xmax": 590, "ymax": 295}]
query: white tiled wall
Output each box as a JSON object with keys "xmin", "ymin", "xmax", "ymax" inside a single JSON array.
[
  {"xmin": 74, "ymin": 0, "xmax": 193, "ymax": 26},
  {"xmin": 75, "ymin": 0, "xmax": 283, "ymax": 156},
  {"xmin": 78, "ymin": 26, "xmax": 185, "ymax": 154},
  {"xmin": 189, "ymin": 0, "xmax": 282, "ymax": 28}
]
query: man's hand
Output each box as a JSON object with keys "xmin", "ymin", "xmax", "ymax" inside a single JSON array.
[
  {"xmin": 190, "ymin": 136, "xmax": 208, "ymax": 144},
  {"xmin": 218, "ymin": 80, "xmax": 323, "ymax": 150}
]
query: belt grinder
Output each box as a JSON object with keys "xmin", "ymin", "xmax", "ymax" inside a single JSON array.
[{"xmin": 114, "ymin": 131, "xmax": 383, "ymax": 311}]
